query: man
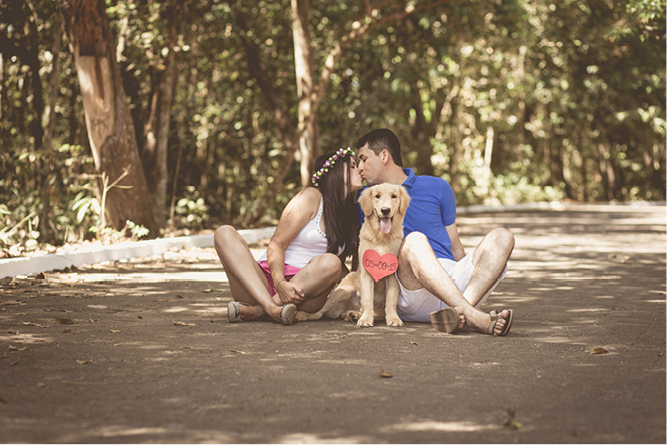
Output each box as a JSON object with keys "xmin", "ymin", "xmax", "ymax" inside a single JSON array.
[{"xmin": 356, "ymin": 128, "xmax": 514, "ymax": 335}]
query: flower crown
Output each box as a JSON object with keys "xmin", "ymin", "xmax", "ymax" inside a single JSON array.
[{"xmin": 311, "ymin": 147, "xmax": 356, "ymax": 187}]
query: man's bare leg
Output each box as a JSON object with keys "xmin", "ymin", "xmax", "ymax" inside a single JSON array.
[
  {"xmin": 397, "ymin": 232, "xmax": 509, "ymax": 335},
  {"xmin": 463, "ymin": 228, "xmax": 515, "ymax": 306}
]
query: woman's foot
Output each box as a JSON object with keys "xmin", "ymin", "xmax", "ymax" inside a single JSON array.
[
  {"xmin": 263, "ymin": 304, "xmax": 298, "ymax": 325},
  {"xmin": 228, "ymin": 301, "xmax": 266, "ymax": 322},
  {"xmin": 280, "ymin": 304, "xmax": 297, "ymax": 326},
  {"xmin": 228, "ymin": 301, "xmax": 297, "ymax": 326}
]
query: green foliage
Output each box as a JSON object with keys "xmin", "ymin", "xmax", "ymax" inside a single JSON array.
[
  {"xmin": 89, "ymin": 220, "xmax": 150, "ymax": 243},
  {"xmin": 0, "ymin": 0, "xmax": 664, "ymax": 253},
  {"xmin": 173, "ymin": 188, "xmax": 210, "ymax": 230}
]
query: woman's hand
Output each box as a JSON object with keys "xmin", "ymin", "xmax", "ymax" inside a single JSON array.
[{"xmin": 276, "ymin": 280, "xmax": 306, "ymax": 305}]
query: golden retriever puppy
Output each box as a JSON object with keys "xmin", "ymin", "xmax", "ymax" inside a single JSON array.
[{"xmin": 296, "ymin": 184, "xmax": 410, "ymax": 327}]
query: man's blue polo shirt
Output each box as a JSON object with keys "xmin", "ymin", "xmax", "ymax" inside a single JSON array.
[
  {"xmin": 358, "ymin": 168, "xmax": 457, "ymax": 261},
  {"xmin": 401, "ymin": 168, "xmax": 457, "ymax": 260}
]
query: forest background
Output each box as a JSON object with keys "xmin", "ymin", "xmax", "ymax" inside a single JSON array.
[{"xmin": 1, "ymin": 0, "xmax": 665, "ymax": 255}]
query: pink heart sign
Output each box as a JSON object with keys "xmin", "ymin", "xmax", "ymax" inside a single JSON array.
[{"xmin": 362, "ymin": 250, "xmax": 399, "ymax": 282}]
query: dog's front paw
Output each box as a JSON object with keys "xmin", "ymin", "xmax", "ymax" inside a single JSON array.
[
  {"xmin": 343, "ymin": 310, "xmax": 361, "ymax": 323},
  {"xmin": 386, "ymin": 316, "xmax": 403, "ymax": 327},
  {"xmin": 357, "ymin": 313, "xmax": 374, "ymax": 327}
]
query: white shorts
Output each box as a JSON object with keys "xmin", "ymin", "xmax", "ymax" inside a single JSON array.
[{"xmin": 396, "ymin": 248, "xmax": 507, "ymax": 322}]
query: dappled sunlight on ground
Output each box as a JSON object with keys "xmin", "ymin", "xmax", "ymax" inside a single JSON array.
[
  {"xmin": 1, "ymin": 206, "xmax": 664, "ymax": 443},
  {"xmin": 382, "ymin": 419, "xmax": 497, "ymax": 433}
]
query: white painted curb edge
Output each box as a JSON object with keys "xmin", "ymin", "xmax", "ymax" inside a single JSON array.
[
  {"xmin": 1, "ymin": 200, "xmax": 663, "ymax": 279},
  {"xmin": 0, "ymin": 227, "xmax": 276, "ymax": 279}
]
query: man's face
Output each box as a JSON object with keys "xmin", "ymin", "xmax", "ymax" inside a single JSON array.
[{"xmin": 357, "ymin": 144, "xmax": 383, "ymax": 186}]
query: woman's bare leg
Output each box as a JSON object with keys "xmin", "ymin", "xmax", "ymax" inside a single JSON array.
[
  {"xmin": 289, "ymin": 253, "xmax": 343, "ymax": 313},
  {"xmin": 213, "ymin": 225, "xmax": 283, "ymax": 322}
]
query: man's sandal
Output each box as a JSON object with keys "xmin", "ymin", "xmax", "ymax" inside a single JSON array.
[
  {"xmin": 429, "ymin": 307, "xmax": 461, "ymax": 334},
  {"xmin": 488, "ymin": 309, "xmax": 514, "ymax": 336}
]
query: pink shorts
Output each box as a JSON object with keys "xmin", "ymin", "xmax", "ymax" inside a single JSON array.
[{"xmin": 257, "ymin": 261, "xmax": 301, "ymax": 296}]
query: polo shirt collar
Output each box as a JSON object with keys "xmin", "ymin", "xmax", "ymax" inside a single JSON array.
[{"xmin": 402, "ymin": 168, "xmax": 416, "ymax": 188}]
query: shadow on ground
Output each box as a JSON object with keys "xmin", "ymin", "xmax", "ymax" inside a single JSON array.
[{"xmin": 1, "ymin": 206, "xmax": 665, "ymax": 443}]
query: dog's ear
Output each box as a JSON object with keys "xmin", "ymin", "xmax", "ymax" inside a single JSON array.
[
  {"xmin": 398, "ymin": 185, "xmax": 411, "ymax": 215},
  {"xmin": 358, "ymin": 187, "xmax": 374, "ymax": 216}
]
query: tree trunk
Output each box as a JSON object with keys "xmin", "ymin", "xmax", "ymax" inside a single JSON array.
[
  {"xmin": 23, "ymin": 0, "xmax": 53, "ymax": 242},
  {"xmin": 40, "ymin": 12, "xmax": 63, "ymax": 245},
  {"xmin": 291, "ymin": 0, "xmax": 319, "ymax": 186},
  {"xmin": 43, "ymin": 13, "xmax": 62, "ymax": 152},
  {"xmin": 553, "ymin": 141, "xmax": 574, "ymax": 200},
  {"xmin": 25, "ymin": 1, "xmax": 44, "ymax": 154},
  {"xmin": 409, "ymin": 84, "xmax": 435, "ymax": 176},
  {"xmin": 597, "ymin": 142, "xmax": 615, "ymax": 201},
  {"xmin": 0, "ymin": 53, "xmax": 3, "ymax": 121},
  {"xmin": 60, "ymin": 0, "xmax": 156, "ymax": 234},
  {"xmin": 448, "ymin": 92, "xmax": 462, "ymax": 195},
  {"xmin": 142, "ymin": 0, "xmax": 178, "ymax": 228}
]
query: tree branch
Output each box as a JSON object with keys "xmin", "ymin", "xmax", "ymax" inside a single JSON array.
[{"xmin": 301, "ymin": 0, "xmax": 457, "ymax": 137}]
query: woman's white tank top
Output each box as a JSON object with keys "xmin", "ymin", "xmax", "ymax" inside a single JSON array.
[{"xmin": 258, "ymin": 197, "xmax": 328, "ymax": 269}]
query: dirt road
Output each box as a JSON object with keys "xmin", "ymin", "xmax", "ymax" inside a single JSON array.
[{"xmin": 1, "ymin": 205, "xmax": 665, "ymax": 443}]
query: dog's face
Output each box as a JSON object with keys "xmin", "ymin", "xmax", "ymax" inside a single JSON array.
[{"xmin": 358, "ymin": 184, "xmax": 410, "ymax": 235}]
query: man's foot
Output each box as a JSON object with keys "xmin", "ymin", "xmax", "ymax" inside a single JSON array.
[
  {"xmin": 467, "ymin": 309, "xmax": 513, "ymax": 336},
  {"xmin": 429, "ymin": 307, "xmax": 465, "ymax": 333},
  {"xmin": 487, "ymin": 309, "xmax": 513, "ymax": 336},
  {"xmin": 454, "ymin": 307, "xmax": 465, "ymax": 330}
]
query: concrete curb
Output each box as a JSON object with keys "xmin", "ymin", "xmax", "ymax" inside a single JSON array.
[
  {"xmin": 0, "ymin": 227, "xmax": 276, "ymax": 279},
  {"xmin": 1, "ymin": 201, "xmax": 663, "ymax": 279}
]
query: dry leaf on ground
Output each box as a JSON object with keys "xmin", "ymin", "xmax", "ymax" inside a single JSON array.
[
  {"xmin": 229, "ymin": 349, "xmax": 246, "ymax": 354},
  {"xmin": 22, "ymin": 322, "xmax": 48, "ymax": 328},
  {"xmin": 2, "ymin": 300, "xmax": 24, "ymax": 306},
  {"xmin": 504, "ymin": 409, "xmax": 522, "ymax": 430},
  {"xmin": 378, "ymin": 368, "xmax": 393, "ymax": 378},
  {"xmin": 590, "ymin": 347, "xmax": 608, "ymax": 355}
]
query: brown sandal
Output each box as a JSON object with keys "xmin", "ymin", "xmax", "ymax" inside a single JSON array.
[
  {"xmin": 487, "ymin": 309, "xmax": 514, "ymax": 336},
  {"xmin": 429, "ymin": 307, "xmax": 461, "ymax": 334}
]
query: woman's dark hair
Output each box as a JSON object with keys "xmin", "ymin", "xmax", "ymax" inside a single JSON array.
[
  {"xmin": 312, "ymin": 151, "xmax": 360, "ymax": 259},
  {"xmin": 355, "ymin": 128, "xmax": 403, "ymax": 166}
]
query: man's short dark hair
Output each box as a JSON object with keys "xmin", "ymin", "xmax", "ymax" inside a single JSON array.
[{"xmin": 355, "ymin": 128, "xmax": 403, "ymax": 167}]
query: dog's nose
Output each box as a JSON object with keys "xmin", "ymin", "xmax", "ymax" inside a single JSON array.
[{"xmin": 381, "ymin": 207, "xmax": 391, "ymax": 216}]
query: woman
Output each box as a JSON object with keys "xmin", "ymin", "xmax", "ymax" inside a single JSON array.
[{"xmin": 214, "ymin": 147, "xmax": 363, "ymax": 325}]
